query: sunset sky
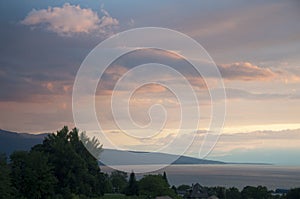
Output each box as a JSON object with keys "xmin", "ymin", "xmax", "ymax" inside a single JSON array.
[{"xmin": 0, "ymin": 0, "xmax": 300, "ymax": 165}]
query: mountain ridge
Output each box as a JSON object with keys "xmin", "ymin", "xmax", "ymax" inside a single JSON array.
[
  {"xmin": 99, "ymin": 148, "xmax": 226, "ymax": 165},
  {"xmin": 0, "ymin": 129, "xmax": 271, "ymax": 165},
  {"xmin": 0, "ymin": 129, "xmax": 48, "ymax": 155},
  {"xmin": 0, "ymin": 129, "xmax": 224, "ymax": 165}
]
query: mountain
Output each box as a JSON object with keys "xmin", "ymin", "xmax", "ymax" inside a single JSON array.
[
  {"xmin": 0, "ymin": 129, "xmax": 48, "ymax": 155},
  {"xmin": 0, "ymin": 129, "xmax": 224, "ymax": 165},
  {"xmin": 100, "ymin": 149, "xmax": 225, "ymax": 165}
]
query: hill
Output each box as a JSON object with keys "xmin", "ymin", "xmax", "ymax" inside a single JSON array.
[
  {"xmin": 100, "ymin": 149, "xmax": 225, "ymax": 165},
  {"xmin": 0, "ymin": 129, "xmax": 224, "ymax": 165},
  {"xmin": 0, "ymin": 129, "xmax": 47, "ymax": 155}
]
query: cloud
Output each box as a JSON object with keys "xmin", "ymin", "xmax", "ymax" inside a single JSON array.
[
  {"xmin": 97, "ymin": 48, "xmax": 208, "ymax": 94},
  {"xmin": 207, "ymin": 128, "xmax": 300, "ymax": 157},
  {"xmin": 218, "ymin": 62, "xmax": 278, "ymax": 81},
  {"xmin": 104, "ymin": 50, "xmax": 280, "ymax": 83},
  {"xmin": 97, "ymin": 53, "xmax": 292, "ymax": 102},
  {"xmin": 106, "ymin": 130, "xmax": 122, "ymax": 134},
  {"xmin": 134, "ymin": 84, "xmax": 167, "ymax": 93},
  {"xmin": 223, "ymin": 88, "xmax": 289, "ymax": 100},
  {"xmin": 0, "ymin": 69, "xmax": 73, "ymax": 102},
  {"xmin": 0, "ymin": 96, "xmax": 74, "ymax": 133},
  {"xmin": 118, "ymin": 127, "xmax": 300, "ymax": 160},
  {"xmin": 82, "ymin": 124, "xmax": 300, "ymax": 164},
  {"xmin": 21, "ymin": 3, "xmax": 119, "ymax": 36}
]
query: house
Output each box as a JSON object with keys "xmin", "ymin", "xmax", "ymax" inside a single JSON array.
[
  {"xmin": 271, "ymin": 188, "xmax": 289, "ymax": 197},
  {"xmin": 184, "ymin": 183, "xmax": 209, "ymax": 199},
  {"xmin": 177, "ymin": 189, "xmax": 188, "ymax": 197}
]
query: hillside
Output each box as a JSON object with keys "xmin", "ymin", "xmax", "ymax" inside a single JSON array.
[
  {"xmin": 0, "ymin": 129, "xmax": 224, "ymax": 165},
  {"xmin": 100, "ymin": 149, "xmax": 225, "ymax": 165},
  {"xmin": 0, "ymin": 129, "xmax": 47, "ymax": 155}
]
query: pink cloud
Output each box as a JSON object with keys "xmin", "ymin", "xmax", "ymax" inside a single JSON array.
[
  {"xmin": 218, "ymin": 62, "xmax": 278, "ymax": 81},
  {"xmin": 21, "ymin": 3, "xmax": 119, "ymax": 36}
]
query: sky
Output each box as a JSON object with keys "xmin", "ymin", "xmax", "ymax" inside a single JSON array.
[{"xmin": 0, "ymin": 0, "xmax": 300, "ymax": 165}]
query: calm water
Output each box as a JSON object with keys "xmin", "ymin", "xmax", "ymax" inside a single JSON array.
[{"xmin": 101, "ymin": 164, "xmax": 300, "ymax": 190}]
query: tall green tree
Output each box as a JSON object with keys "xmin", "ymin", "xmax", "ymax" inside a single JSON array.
[
  {"xmin": 2, "ymin": 126, "xmax": 106, "ymax": 199},
  {"xmin": 0, "ymin": 153, "xmax": 12, "ymax": 199},
  {"xmin": 125, "ymin": 171, "xmax": 139, "ymax": 196},
  {"xmin": 32, "ymin": 126, "xmax": 105, "ymax": 198},
  {"xmin": 10, "ymin": 151, "xmax": 29, "ymax": 198},
  {"xmin": 139, "ymin": 174, "xmax": 177, "ymax": 198},
  {"xmin": 162, "ymin": 171, "xmax": 170, "ymax": 187},
  {"xmin": 171, "ymin": 185, "xmax": 177, "ymax": 194},
  {"xmin": 23, "ymin": 151, "xmax": 57, "ymax": 199},
  {"xmin": 102, "ymin": 173, "xmax": 113, "ymax": 193},
  {"xmin": 110, "ymin": 170, "xmax": 128, "ymax": 193},
  {"xmin": 10, "ymin": 150, "xmax": 57, "ymax": 199},
  {"xmin": 80, "ymin": 131, "xmax": 103, "ymax": 160}
]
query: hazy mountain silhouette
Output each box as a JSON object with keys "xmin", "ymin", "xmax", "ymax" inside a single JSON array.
[
  {"xmin": 100, "ymin": 149, "xmax": 225, "ymax": 165},
  {"xmin": 0, "ymin": 129, "xmax": 48, "ymax": 155},
  {"xmin": 0, "ymin": 129, "xmax": 225, "ymax": 164}
]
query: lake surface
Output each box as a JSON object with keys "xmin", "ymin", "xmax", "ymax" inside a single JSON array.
[{"xmin": 101, "ymin": 164, "xmax": 300, "ymax": 190}]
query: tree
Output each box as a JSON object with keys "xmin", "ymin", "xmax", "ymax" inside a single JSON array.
[
  {"xmin": 23, "ymin": 151, "xmax": 57, "ymax": 198},
  {"xmin": 226, "ymin": 187, "xmax": 241, "ymax": 199},
  {"xmin": 241, "ymin": 186, "xmax": 270, "ymax": 199},
  {"xmin": 287, "ymin": 188, "xmax": 300, "ymax": 199},
  {"xmin": 10, "ymin": 151, "xmax": 29, "ymax": 198},
  {"xmin": 80, "ymin": 131, "xmax": 103, "ymax": 160},
  {"xmin": 1, "ymin": 126, "xmax": 106, "ymax": 199},
  {"xmin": 139, "ymin": 174, "xmax": 177, "ymax": 198},
  {"xmin": 0, "ymin": 153, "xmax": 12, "ymax": 199},
  {"xmin": 171, "ymin": 185, "xmax": 177, "ymax": 194},
  {"xmin": 32, "ymin": 126, "xmax": 106, "ymax": 197},
  {"xmin": 102, "ymin": 173, "xmax": 113, "ymax": 193},
  {"xmin": 177, "ymin": 184, "xmax": 191, "ymax": 192},
  {"xmin": 125, "ymin": 171, "xmax": 139, "ymax": 196},
  {"xmin": 215, "ymin": 186, "xmax": 226, "ymax": 199},
  {"xmin": 110, "ymin": 170, "xmax": 128, "ymax": 193},
  {"xmin": 10, "ymin": 150, "xmax": 57, "ymax": 199},
  {"xmin": 163, "ymin": 171, "xmax": 170, "ymax": 187}
]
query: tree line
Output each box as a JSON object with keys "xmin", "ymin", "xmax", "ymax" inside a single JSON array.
[{"xmin": 175, "ymin": 184, "xmax": 300, "ymax": 199}]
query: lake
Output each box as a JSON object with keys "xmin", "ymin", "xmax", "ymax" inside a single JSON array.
[{"xmin": 101, "ymin": 164, "xmax": 300, "ymax": 190}]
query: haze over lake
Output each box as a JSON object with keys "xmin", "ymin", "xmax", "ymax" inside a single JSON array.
[{"xmin": 102, "ymin": 164, "xmax": 300, "ymax": 190}]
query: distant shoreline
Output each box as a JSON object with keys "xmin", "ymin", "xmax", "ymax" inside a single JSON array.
[{"xmin": 101, "ymin": 164, "xmax": 300, "ymax": 190}]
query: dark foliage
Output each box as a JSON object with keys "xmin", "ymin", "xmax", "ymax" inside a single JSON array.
[
  {"xmin": 287, "ymin": 188, "xmax": 300, "ymax": 199},
  {"xmin": 177, "ymin": 184, "xmax": 191, "ymax": 192},
  {"xmin": 0, "ymin": 153, "xmax": 13, "ymax": 199},
  {"xmin": 125, "ymin": 172, "xmax": 139, "ymax": 196},
  {"xmin": 7, "ymin": 126, "xmax": 106, "ymax": 199},
  {"xmin": 110, "ymin": 170, "xmax": 128, "ymax": 193},
  {"xmin": 163, "ymin": 171, "xmax": 170, "ymax": 187},
  {"xmin": 226, "ymin": 187, "xmax": 241, "ymax": 199},
  {"xmin": 10, "ymin": 150, "xmax": 57, "ymax": 199},
  {"xmin": 139, "ymin": 174, "xmax": 177, "ymax": 198},
  {"xmin": 241, "ymin": 186, "xmax": 271, "ymax": 199}
]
